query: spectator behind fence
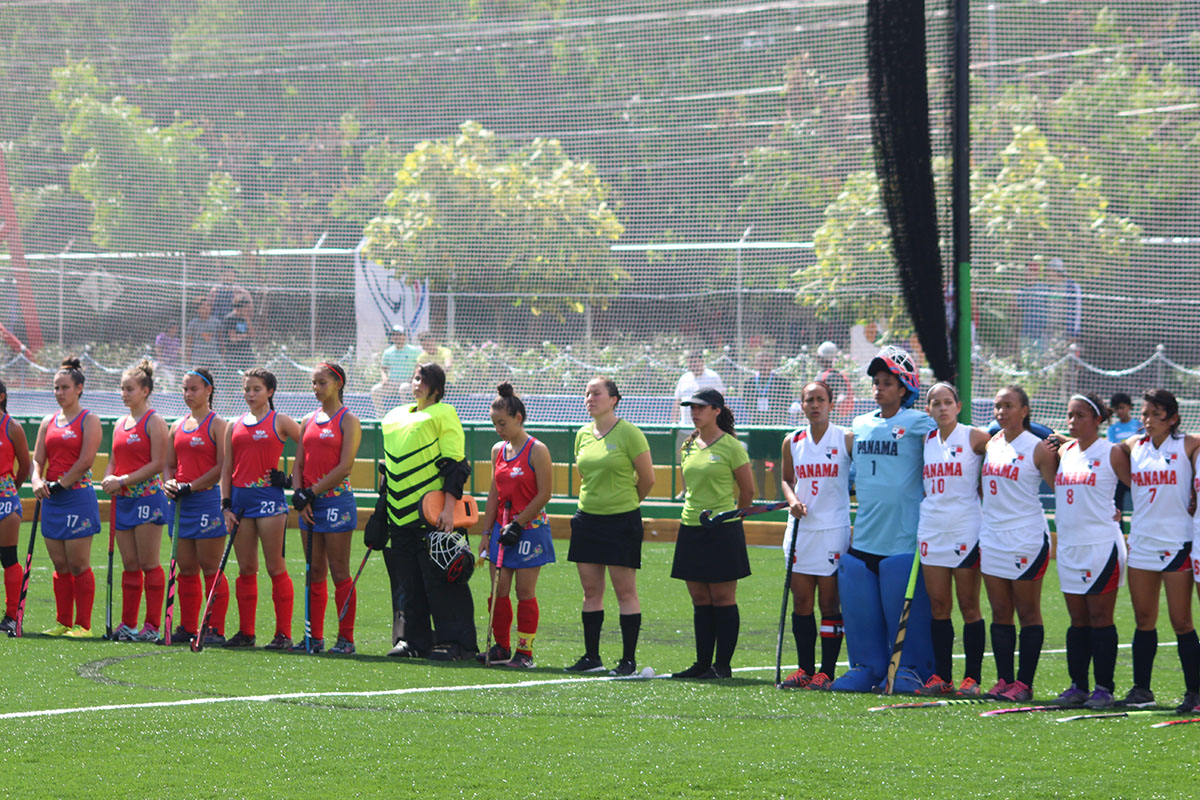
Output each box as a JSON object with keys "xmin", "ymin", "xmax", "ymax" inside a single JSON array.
[
  {"xmin": 208, "ymin": 269, "xmax": 252, "ymax": 322},
  {"xmin": 1048, "ymin": 257, "xmax": 1082, "ymax": 346},
  {"xmin": 371, "ymin": 324, "xmax": 422, "ymax": 416},
  {"xmin": 154, "ymin": 322, "xmax": 181, "ymax": 384},
  {"xmin": 747, "ymin": 350, "xmax": 782, "ymax": 425},
  {"xmin": 673, "ymin": 349, "xmax": 726, "ymax": 429},
  {"xmin": 1016, "ymin": 261, "xmax": 1050, "ymax": 353},
  {"xmin": 221, "ymin": 296, "xmax": 255, "ymax": 378},
  {"xmin": 190, "ymin": 298, "xmax": 222, "ymax": 369},
  {"xmin": 1106, "ymin": 391, "xmax": 1141, "ymax": 527},
  {"xmin": 815, "ymin": 341, "xmax": 854, "ymax": 422},
  {"xmin": 417, "ymin": 332, "xmax": 453, "ymax": 377}
]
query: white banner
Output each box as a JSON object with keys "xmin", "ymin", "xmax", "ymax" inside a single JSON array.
[{"xmin": 354, "ymin": 239, "xmax": 430, "ymax": 365}]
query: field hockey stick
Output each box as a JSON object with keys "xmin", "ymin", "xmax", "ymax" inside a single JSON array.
[
  {"xmin": 869, "ymin": 698, "xmax": 995, "ymax": 711},
  {"xmin": 161, "ymin": 500, "xmax": 180, "ymax": 644},
  {"xmin": 1151, "ymin": 716, "xmax": 1200, "ymax": 728},
  {"xmin": 979, "ymin": 705, "xmax": 1062, "ymax": 716},
  {"xmin": 13, "ymin": 500, "xmax": 41, "ymax": 637},
  {"xmin": 302, "ymin": 514, "xmax": 313, "ymax": 654},
  {"xmin": 483, "ymin": 502, "xmax": 511, "ymax": 666},
  {"xmin": 1055, "ymin": 710, "xmax": 1173, "ymax": 723},
  {"xmin": 884, "ymin": 546, "xmax": 922, "ymax": 695},
  {"xmin": 337, "ymin": 549, "xmax": 370, "ymax": 622},
  {"xmin": 774, "ymin": 514, "xmax": 802, "ymax": 686},
  {"xmin": 193, "ymin": 512, "xmax": 243, "ymax": 653},
  {"xmin": 699, "ymin": 501, "xmax": 789, "ymax": 527},
  {"xmin": 104, "ymin": 502, "xmax": 116, "ymax": 640}
]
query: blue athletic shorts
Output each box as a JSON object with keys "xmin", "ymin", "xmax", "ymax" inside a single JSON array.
[
  {"xmin": 178, "ymin": 487, "xmax": 225, "ymax": 540},
  {"xmin": 308, "ymin": 492, "xmax": 357, "ymax": 534},
  {"xmin": 114, "ymin": 492, "xmax": 168, "ymax": 530},
  {"xmin": 487, "ymin": 521, "xmax": 556, "ymax": 569},
  {"xmin": 0, "ymin": 494, "xmax": 19, "ymax": 522},
  {"xmin": 42, "ymin": 486, "xmax": 101, "ymax": 540},
  {"xmin": 231, "ymin": 486, "xmax": 287, "ymax": 519}
]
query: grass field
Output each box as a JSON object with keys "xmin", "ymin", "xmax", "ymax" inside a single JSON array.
[{"xmin": 0, "ymin": 524, "xmax": 1195, "ymax": 799}]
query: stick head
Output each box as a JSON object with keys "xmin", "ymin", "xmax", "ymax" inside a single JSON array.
[{"xmin": 698, "ymin": 510, "xmax": 713, "ymax": 525}]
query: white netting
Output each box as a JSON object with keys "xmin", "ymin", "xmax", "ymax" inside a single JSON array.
[{"xmin": 0, "ymin": 1, "xmax": 1196, "ymax": 425}]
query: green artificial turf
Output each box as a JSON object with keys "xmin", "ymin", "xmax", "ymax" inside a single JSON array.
[{"xmin": 0, "ymin": 525, "xmax": 1194, "ymax": 798}]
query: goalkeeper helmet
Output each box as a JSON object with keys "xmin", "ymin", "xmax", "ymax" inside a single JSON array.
[
  {"xmin": 426, "ymin": 529, "xmax": 475, "ymax": 584},
  {"xmin": 867, "ymin": 346, "xmax": 919, "ymax": 408}
]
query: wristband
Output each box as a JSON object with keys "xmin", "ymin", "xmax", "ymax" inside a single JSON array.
[{"xmin": 221, "ymin": 497, "xmax": 232, "ymax": 510}]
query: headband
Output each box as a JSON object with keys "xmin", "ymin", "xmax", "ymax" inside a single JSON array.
[
  {"xmin": 319, "ymin": 362, "xmax": 345, "ymax": 385},
  {"xmin": 186, "ymin": 370, "xmax": 212, "ymax": 386},
  {"xmin": 1070, "ymin": 394, "xmax": 1101, "ymax": 417},
  {"xmin": 925, "ymin": 382, "xmax": 959, "ymax": 403}
]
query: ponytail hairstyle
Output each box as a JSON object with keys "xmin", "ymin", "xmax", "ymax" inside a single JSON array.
[
  {"xmin": 124, "ymin": 357, "xmax": 155, "ymax": 394},
  {"xmin": 491, "ymin": 382, "xmax": 526, "ymax": 424},
  {"xmin": 0, "ymin": 377, "xmax": 8, "ymax": 414},
  {"xmin": 681, "ymin": 398, "xmax": 737, "ymax": 455},
  {"xmin": 186, "ymin": 367, "xmax": 216, "ymax": 408},
  {"xmin": 318, "ymin": 361, "xmax": 346, "ymax": 402},
  {"xmin": 58, "ymin": 356, "xmax": 85, "ymax": 397},
  {"xmin": 243, "ymin": 367, "xmax": 277, "ymax": 410},
  {"xmin": 1003, "ymin": 384, "xmax": 1033, "ymax": 430},
  {"xmin": 1069, "ymin": 391, "xmax": 1112, "ymax": 424},
  {"xmin": 1142, "ymin": 388, "xmax": 1181, "ymax": 436},
  {"xmin": 416, "ymin": 362, "xmax": 446, "ymax": 403},
  {"xmin": 593, "ymin": 376, "xmax": 621, "ymax": 408}
]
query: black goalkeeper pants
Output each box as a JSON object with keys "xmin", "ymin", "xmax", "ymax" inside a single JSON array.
[{"xmin": 384, "ymin": 529, "xmax": 477, "ymax": 655}]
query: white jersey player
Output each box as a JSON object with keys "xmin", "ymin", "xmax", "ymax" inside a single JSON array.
[
  {"xmin": 914, "ymin": 382, "xmax": 989, "ymax": 697},
  {"xmin": 777, "ymin": 381, "xmax": 853, "ymax": 690},
  {"xmin": 1112, "ymin": 389, "xmax": 1200, "ymax": 713}
]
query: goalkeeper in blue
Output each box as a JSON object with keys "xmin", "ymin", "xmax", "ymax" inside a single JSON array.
[{"xmin": 831, "ymin": 347, "xmax": 937, "ymax": 693}]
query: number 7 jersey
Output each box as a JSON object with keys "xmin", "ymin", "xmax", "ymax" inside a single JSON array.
[{"xmin": 786, "ymin": 423, "xmax": 851, "ymax": 531}]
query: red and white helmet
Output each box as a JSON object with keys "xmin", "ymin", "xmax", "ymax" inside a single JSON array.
[{"xmin": 867, "ymin": 346, "xmax": 919, "ymax": 408}]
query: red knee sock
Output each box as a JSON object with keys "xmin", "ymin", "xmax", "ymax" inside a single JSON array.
[
  {"xmin": 178, "ymin": 574, "xmax": 202, "ymax": 635},
  {"xmin": 309, "ymin": 579, "xmax": 328, "ymax": 641},
  {"xmin": 74, "ymin": 569, "xmax": 95, "ymax": 630},
  {"xmin": 4, "ymin": 562, "xmax": 22, "ymax": 618},
  {"xmin": 235, "ymin": 575, "xmax": 257, "ymax": 636},
  {"xmin": 121, "ymin": 570, "xmax": 143, "ymax": 629},
  {"xmin": 334, "ymin": 577, "xmax": 354, "ymax": 643},
  {"xmin": 516, "ymin": 597, "xmax": 539, "ymax": 656},
  {"xmin": 143, "ymin": 566, "xmax": 165, "ymax": 630},
  {"xmin": 52, "ymin": 571, "xmax": 74, "ymax": 627},
  {"xmin": 270, "ymin": 572, "xmax": 293, "ymax": 638},
  {"xmin": 492, "ymin": 596, "xmax": 513, "ymax": 650},
  {"xmin": 206, "ymin": 573, "xmax": 230, "ymax": 635}
]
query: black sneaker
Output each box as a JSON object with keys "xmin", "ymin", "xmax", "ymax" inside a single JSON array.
[
  {"xmin": 1176, "ymin": 691, "xmax": 1200, "ymax": 714},
  {"xmin": 506, "ymin": 651, "xmax": 535, "ymax": 669},
  {"xmin": 1119, "ymin": 685, "xmax": 1156, "ymax": 708},
  {"xmin": 158, "ymin": 625, "xmax": 193, "ymax": 646},
  {"xmin": 264, "ymin": 633, "xmax": 294, "ymax": 651},
  {"xmin": 428, "ymin": 643, "xmax": 469, "ymax": 662},
  {"xmin": 290, "ymin": 637, "xmax": 324, "ymax": 654},
  {"xmin": 202, "ymin": 630, "xmax": 227, "ymax": 647},
  {"xmin": 0, "ymin": 615, "xmax": 16, "ymax": 637},
  {"xmin": 695, "ymin": 664, "xmax": 732, "ymax": 680},
  {"xmin": 222, "ymin": 631, "xmax": 256, "ymax": 648},
  {"xmin": 475, "ymin": 644, "xmax": 511, "ymax": 665},
  {"xmin": 564, "ymin": 654, "xmax": 605, "ymax": 673},
  {"xmin": 671, "ymin": 662, "xmax": 711, "ymax": 679},
  {"xmin": 609, "ymin": 659, "xmax": 637, "ymax": 677}
]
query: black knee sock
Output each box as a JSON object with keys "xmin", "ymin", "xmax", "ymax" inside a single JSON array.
[
  {"xmin": 931, "ymin": 618, "xmax": 954, "ymax": 682},
  {"xmin": 819, "ymin": 615, "xmax": 844, "ymax": 677},
  {"xmin": 581, "ymin": 610, "xmax": 604, "ymax": 659},
  {"xmin": 713, "ymin": 604, "xmax": 740, "ymax": 670},
  {"xmin": 1016, "ymin": 624, "xmax": 1043, "ymax": 687},
  {"xmin": 962, "ymin": 619, "xmax": 985, "ymax": 683},
  {"xmin": 619, "ymin": 613, "xmax": 641, "ymax": 663},
  {"xmin": 1132, "ymin": 628, "xmax": 1157, "ymax": 690},
  {"xmin": 1177, "ymin": 630, "xmax": 1200, "ymax": 694},
  {"xmin": 693, "ymin": 605, "xmax": 716, "ymax": 667},
  {"xmin": 1091, "ymin": 624, "xmax": 1118, "ymax": 693},
  {"xmin": 991, "ymin": 623, "xmax": 1016, "ymax": 683},
  {"xmin": 792, "ymin": 613, "xmax": 816, "ymax": 674},
  {"xmin": 1066, "ymin": 625, "xmax": 1092, "ymax": 691}
]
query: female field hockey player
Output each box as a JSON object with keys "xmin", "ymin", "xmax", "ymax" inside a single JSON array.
[
  {"xmin": 978, "ymin": 385, "xmax": 1059, "ymax": 702},
  {"xmin": 777, "ymin": 380, "xmax": 851, "ymax": 690},
  {"xmin": 290, "ymin": 362, "xmax": 362, "ymax": 655},
  {"xmin": 1048, "ymin": 393, "xmax": 1127, "ymax": 709},
  {"xmin": 221, "ymin": 368, "xmax": 301, "ymax": 649},
  {"xmin": 670, "ymin": 388, "xmax": 755, "ymax": 680},
  {"xmin": 476, "ymin": 383, "xmax": 554, "ymax": 669},
  {"xmin": 914, "ymin": 382, "xmax": 989, "ymax": 697},
  {"xmin": 0, "ymin": 380, "xmax": 31, "ymax": 635},
  {"xmin": 1111, "ymin": 389, "xmax": 1200, "ymax": 712},
  {"xmin": 831, "ymin": 346, "xmax": 937, "ymax": 694},
  {"xmin": 102, "ymin": 360, "xmax": 170, "ymax": 642},
  {"xmin": 31, "ymin": 358, "xmax": 102, "ymax": 637},
  {"xmin": 566, "ymin": 377, "xmax": 654, "ymax": 675},
  {"xmin": 369, "ymin": 363, "xmax": 476, "ymax": 661},
  {"xmin": 163, "ymin": 368, "xmax": 229, "ymax": 645}
]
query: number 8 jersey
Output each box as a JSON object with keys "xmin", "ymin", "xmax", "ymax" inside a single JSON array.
[{"xmin": 786, "ymin": 424, "xmax": 851, "ymax": 531}]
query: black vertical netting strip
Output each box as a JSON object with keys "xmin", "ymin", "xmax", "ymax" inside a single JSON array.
[{"xmin": 867, "ymin": 0, "xmax": 955, "ymax": 382}]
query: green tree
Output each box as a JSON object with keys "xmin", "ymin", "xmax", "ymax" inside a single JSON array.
[{"xmin": 361, "ymin": 120, "xmax": 625, "ymax": 318}]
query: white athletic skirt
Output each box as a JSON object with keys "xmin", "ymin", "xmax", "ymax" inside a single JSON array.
[
  {"xmin": 919, "ymin": 520, "xmax": 982, "ymax": 569},
  {"xmin": 783, "ymin": 521, "xmax": 850, "ymax": 577},
  {"xmin": 1057, "ymin": 537, "xmax": 1126, "ymax": 595},
  {"xmin": 980, "ymin": 522, "xmax": 1050, "ymax": 581},
  {"xmin": 1127, "ymin": 533, "xmax": 1192, "ymax": 573}
]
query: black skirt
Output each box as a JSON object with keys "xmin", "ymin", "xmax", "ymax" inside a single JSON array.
[
  {"xmin": 670, "ymin": 520, "xmax": 752, "ymax": 583},
  {"xmin": 567, "ymin": 509, "xmax": 644, "ymax": 569}
]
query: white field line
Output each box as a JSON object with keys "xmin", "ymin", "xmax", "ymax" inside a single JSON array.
[{"xmin": 0, "ymin": 641, "xmax": 1151, "ymax": 721}]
